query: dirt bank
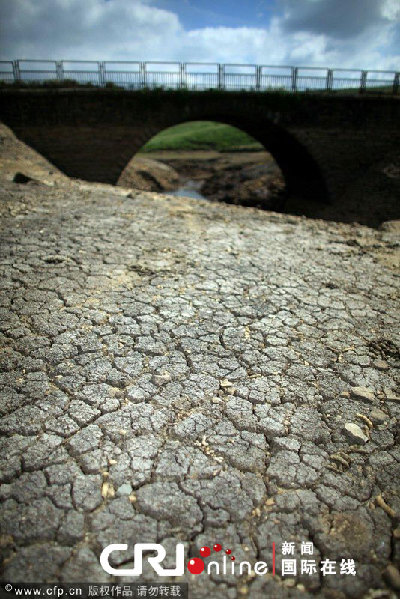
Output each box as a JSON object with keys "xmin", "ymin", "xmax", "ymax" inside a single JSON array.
[
  {"xmin": 0, "ymin": 122, "xmax": 68, "ymax": 185},
  {"xmin": 117, "ymin": 156, "xmax": 179, "ymax": 191}
]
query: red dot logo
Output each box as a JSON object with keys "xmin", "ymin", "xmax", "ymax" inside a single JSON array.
[
  {"xmin": 231, "ymin": 556, "xmax": 235, "ymax": 561},
  {"xmin": 225, "ymin": 549, "xmax": 231, "ymax": 555},
  {"xmin": 213, "ymin": 544, "xmax": 222, "ymax": 552},
  {"xmin": 200, "ymin": 546, "xmax": 211, "ymax": 557},
  {"xmin": 187, "ymin": 558, "xmax": 205, "ymax": 575}
]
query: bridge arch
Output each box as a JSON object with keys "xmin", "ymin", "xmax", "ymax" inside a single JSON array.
[
  {"xmin": 3, "ymin": 89, "xmax": 397, "ymax": 209},
  {"xmin": 127, "ymin": 114, "xmax": 329, "ymax": 202}
]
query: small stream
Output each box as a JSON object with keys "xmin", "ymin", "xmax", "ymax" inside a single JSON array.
[{"xmin": 166, "ymin": 179, "xmax": 207, "ymax": 201}]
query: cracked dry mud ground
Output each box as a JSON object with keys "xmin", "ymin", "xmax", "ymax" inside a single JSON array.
[{"xmin": 0, "ymin": 180, "xmax": 399, "ymax": 599}]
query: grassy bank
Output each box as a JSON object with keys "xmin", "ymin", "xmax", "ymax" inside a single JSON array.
[{"xmin": 140, "ymin": 121, "xmax": 263, "ymax": 152}]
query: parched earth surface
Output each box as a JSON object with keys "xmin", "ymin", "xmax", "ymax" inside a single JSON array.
[{"xmin": 0, "ymin": 126, "xmax": 400, "ymax": 597}]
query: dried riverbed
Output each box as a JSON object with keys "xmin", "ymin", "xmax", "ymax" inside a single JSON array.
[
  {"xmin": 1, "ymin": 175, "xmax": 400, "ymax": 596},
  {"xmin": 1, "ymin": 123, "xmax": 400, "ymax": 596}
]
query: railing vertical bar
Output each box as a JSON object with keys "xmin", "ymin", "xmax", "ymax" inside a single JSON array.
[
  {"xmin": 326, "ymin": 69, "xmax": 333, "ymax": 91},
  {"xmin": 56, "ymin": 61, "xmax": 63, "ymax": 81},
  {"xmin": 218, "ymin": 64, "xmax": 225, "ymax": 90},
  {"xmin": 291, "ymin": 67, "xmax": 298, "ymax": 92},
  {"xmin": 393, "ymin": 72, "xmax": 399, "ymax": 95},
  {"xmin": 141, "ymin": 62, "xmax": 147, "ymax": 88},
  {"xmin": 98, "ymin": 62, "xmax": 105, "ymax": 86},
  {"xmin": 179, "ymin": 63, "xmax": 187, "ymax": 89},
  {"xmin": 12, "ymin": 60, "xmax": 20, "ymax": 82},
  {"xmin": 256, "ymin": 65, "xmax": 261, "ymax": 91},
  {"xmin": 360, "ymin": 70, "xmax": 367, "ymax": 93}
]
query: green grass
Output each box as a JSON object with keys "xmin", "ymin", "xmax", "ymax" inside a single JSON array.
[{"xmin": 140, "ymin": 121, "xmax": 263, "ymax": 152}]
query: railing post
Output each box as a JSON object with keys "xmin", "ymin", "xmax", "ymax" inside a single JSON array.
[
  {"xmin": 393, "ymin": 72, "xmax": 399, "ymax": 95},
  {"xmin": 12, "ymin": 60, "xmax": 20, "ymax": 82},
  {"xmin": 291, "ymin": 67, "xmax": 298, "ymax": 92},
  {"xmin": 256, "ymin": 65, "xmax": 261, "ymax": 91},
  {"xmin": 360, "ymin": 70, "xmax": 367, "ymax": 93},
  {"xmin": 179, "ymin": 63, "xmax": 186, "ymax": 89},
  {"xmin": 218, "ymin": 64, "xmax": 225, "ymax": 90},
  {"xmin": 56, "ymin": 61, "xmax": 64, "ymax": 82},
  {"xmin": 140, "ymin": 62, "xmax": 147, "ymax": 88},
  {"xmin": 98, "ymin": 62, "xmax": 106, "ymax": 86},
  {"xmin": 326, "ymin": 69, "xmax": 333, "ymax": 92}
]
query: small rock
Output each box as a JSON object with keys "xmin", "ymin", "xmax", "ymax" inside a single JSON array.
[
  {"xmin": 343, "ymin": 422, "xmax": 369, "ymax": 444},
  {"xmin": 44, "ymin": 254, "xmax": 68, "ymax": 264},
  {"xmin": 365, "ymin": 591, "xmax": 392, "ymax": 599},
  {"xmin": 384, "ymin": 389, "xmax": 400, "ymax": 403},
  {"xmin": 13, "ymin": 172, "xmax": 35, "ymax": 184},
  {"xmin": 393, "ymin": 528, "xmax": 400, "ymax": 540},
  {"xmin": 220, "ymin": 379, "xmax": 233, "ymax": 389},
  {"xmin": 117, "ymin": 483, "xmax": 133, "ymax": 496},
  {"xmin": 296, "ymin": 584, "xmax": 306, "ymax": 592},
  {"xmin": 101, "ymin": 478, "xmax": 115, "ymax": 500},
  {"xmin": 383, "ymin": 564, "xmax": 400, "ymax": 591},
  {"xmin": 151, "ymin": 372, "xmax": 171, "ymax": 386},
  {"xmin": 373, "ymin": 360, "xmax": 389, "ymax": 371},
  {"xmin": 350, "ymin": 386, "xmax": 375, "ymax": 403},
  {"xmin": 369, "ymin": 408, "xmax": 387, "ymax": 425},
  {"xmin": 379, "ymin": 220, "xmax": 400, "ymax": 233}
]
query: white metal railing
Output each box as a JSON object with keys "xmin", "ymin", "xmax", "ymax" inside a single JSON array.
[{"xmin": 0, "ymin": 60, "xmax": 398, "ymax": 94}]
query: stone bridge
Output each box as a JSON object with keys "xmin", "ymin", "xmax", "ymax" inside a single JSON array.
[{"xmin": 0, "ymin": 89, "xmax": 399, "ymax": 201}]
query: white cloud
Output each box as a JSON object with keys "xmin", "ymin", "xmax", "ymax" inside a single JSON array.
[
  {"xmin": 281, "ymin": 0, "xmax": 387, "ymax": 39},
  {"xmin": 0, "ymin": 0, "xmax": 182, "ymax": 61},
  {"xmin": 0, "ymin": 0, "xmax": 398, "ymax": 71}
]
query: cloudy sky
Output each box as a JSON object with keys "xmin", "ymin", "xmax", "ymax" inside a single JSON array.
[{"xmin": 0, "ymin": 0, "xmax": 399, "ymax": 70}]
